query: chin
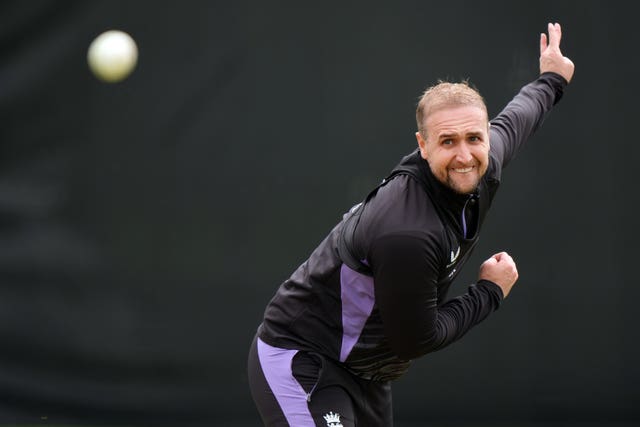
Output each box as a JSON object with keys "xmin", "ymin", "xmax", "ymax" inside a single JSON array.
[
  {"xmin": 448, "ymin": 179, "xmax": 479, "ymax": 195},
  {"xmin": 453, "ymin": 186, "xmax": 477, "ymax": 195}
]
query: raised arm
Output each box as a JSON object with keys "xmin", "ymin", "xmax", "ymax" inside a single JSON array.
[{"xmin": 489, "ymin": 23, "xmax": 574, "ymax": 171}]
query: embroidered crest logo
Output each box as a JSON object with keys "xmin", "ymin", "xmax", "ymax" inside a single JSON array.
[{"xmin": 323, "ymin": 411, "xmax": 344, "ymax": 427}]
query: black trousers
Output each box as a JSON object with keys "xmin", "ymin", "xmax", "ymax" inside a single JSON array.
[{"xmin": 247, "ymin": 334, "xmax": 393, "ymax": 426}]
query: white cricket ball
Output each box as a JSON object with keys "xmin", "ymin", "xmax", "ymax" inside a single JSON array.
[{"xmin": 87, "ymin": 30, "xmax": 138, "ymax": 83}]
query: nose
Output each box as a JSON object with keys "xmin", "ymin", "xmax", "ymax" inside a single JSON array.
[{"xmin": 454, "ymin": 142, "xmax": 473, "ymax": 163}]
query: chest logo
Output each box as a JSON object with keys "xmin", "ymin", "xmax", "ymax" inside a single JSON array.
[{"xmin": 447, "ymin": 246, "xmax": 460, "ymax": 268}]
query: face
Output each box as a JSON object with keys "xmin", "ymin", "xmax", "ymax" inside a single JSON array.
[{"xmin": 415, "ymin": 105, "xmax": 489, "ymax": 194}]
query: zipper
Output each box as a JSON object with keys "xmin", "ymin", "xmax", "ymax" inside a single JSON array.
[{"xmin": 304, "ymin": 353, "xmax": 324, "ymax": 403}]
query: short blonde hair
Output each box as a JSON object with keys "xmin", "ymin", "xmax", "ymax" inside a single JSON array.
[{"xmin": 416, "ymin": 80, "xmax": 488, "ymax": 137}]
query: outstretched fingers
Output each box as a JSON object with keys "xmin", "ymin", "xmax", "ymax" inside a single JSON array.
[
  {"xmin": 538, "ymin": 21, "xmax": 574, "ymax": 82},
  {"xmin": 547, "ymin": 22, "xmax": 562, "ymax": 49}
]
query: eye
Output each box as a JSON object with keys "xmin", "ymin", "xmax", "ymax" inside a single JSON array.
[
  {"xmin": 468, "ymin": 135, "xmax": 482, "ymax": 143},
  {"xmin": 442, "ymin": 139, "xmax": 454, "ymax": 146}
]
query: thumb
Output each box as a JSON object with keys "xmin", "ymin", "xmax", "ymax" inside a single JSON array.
[
  {"xmin": 483, "ymin": 257, "xmax": 498, "ymax": 267},
  {"xmin": 540, "ymin": 32, "xmax": 548, "ymax": 55},
  {"xmin": 492, "ymin": 251, "xmax": 512, "ymax": 262}
]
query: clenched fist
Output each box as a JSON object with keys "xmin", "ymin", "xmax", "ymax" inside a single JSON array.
[{"xmin": 478, "ymin": 252, "xmax": 519, "ymax": 298}]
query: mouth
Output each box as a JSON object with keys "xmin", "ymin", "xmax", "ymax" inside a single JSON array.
[{"xmin": 451, "ymin": 166, "xmax": 474, "ymax": 173}]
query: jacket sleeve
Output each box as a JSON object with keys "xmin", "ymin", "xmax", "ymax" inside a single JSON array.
[
  {"xmin": 490, "ymin": 72, "xmax": 568, "ymax": 171},
  {"xmin": 369, "ymin": 233, "xmax": 503, "ymax": 360}
]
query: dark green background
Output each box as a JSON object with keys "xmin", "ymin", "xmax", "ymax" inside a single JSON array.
[{"xmin": 0, "ymin": 1, "xmax": 637, "ymax": 425}]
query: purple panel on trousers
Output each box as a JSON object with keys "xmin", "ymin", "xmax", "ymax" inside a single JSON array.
[
  {"xmin": 257, "ymin": 338, "xmax": 315, "ymax": 426},
  {"xmin": 339, "ymin": 263, "xmax": 375, "ymax": 362}
]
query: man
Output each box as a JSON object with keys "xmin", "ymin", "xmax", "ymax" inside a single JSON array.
[{"xmin": 248, "ymin": 23, "xmax": 575, "ymax": 426}]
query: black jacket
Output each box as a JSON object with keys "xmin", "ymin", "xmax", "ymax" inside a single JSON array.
[{"xmin": 259, "ymin": 73, "xmax": 568, "ymax": 381}]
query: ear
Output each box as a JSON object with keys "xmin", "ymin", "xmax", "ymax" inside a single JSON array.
[{"xmin": 415, "ymin": 131, "xmax": 429, "ymax": 160}]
